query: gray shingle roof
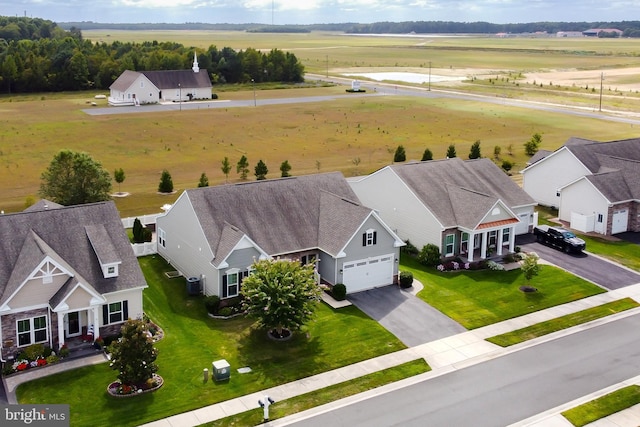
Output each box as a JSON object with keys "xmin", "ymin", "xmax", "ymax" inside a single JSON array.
[
  {"xmin": 389, "ymin": 158, "xmax": 536, "ymax": 228},
  {"xmin": 565, "ymin": 137, "xmax": 640, "ymax": 173},
  {"xmin": 0, "ymin": 201, "xmax": 145, "ymax": 306},
  {"xmin": 185, "ymin": 172, "xmax": 372, "ymax": 263},
  {"xmin": 557, "ymin": 137, "xmax": 640, "ymax": 203},
  {"xmin": 141, "ymin": 70, "xmax": 211, "ymax": 90}
]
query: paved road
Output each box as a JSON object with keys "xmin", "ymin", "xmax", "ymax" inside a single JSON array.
[
  {"xmin": 516, "ymin": 234, "xmax": 640, "ymax": 290},
  {"xmin": 275, "ymin": 313, "xmax": 640, "ymax": 427},
  {"xmin": 348, "ymin": 286, "xmax": 466, "ymax": 347}
]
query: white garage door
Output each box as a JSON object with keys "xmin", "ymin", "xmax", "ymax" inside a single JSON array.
[
  {"xmin": 342, "ymin": 254, "xmax": 394, "ymax": 294},
  {"xmin": 612, "ymin": 209, "xmax": 629, "ymax": 234},
  {"xmin": 514, "ymin": 212, "xmax": 531, "ymax": 235}
]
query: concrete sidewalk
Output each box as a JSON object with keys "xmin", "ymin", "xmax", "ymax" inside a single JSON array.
[{"xmin": 136, "ymin": 282, "xmax": 640, "ymax": 427}]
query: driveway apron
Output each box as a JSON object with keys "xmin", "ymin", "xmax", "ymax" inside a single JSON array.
[{"xmin": 348, "ymin": 285, "xmax": 466, "ymax": 347}]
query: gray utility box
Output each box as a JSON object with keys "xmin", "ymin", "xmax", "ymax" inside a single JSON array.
[
  {"xmin": 186, "ymin": 276, "xmax": 201, "ymax": 296},
  {"xmin": 212, "ymin": 359, "xmax": 230, "ymax": 381}
]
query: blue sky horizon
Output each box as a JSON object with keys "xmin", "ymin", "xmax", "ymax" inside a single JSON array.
[{"xmin": 3, "ymin": 1, "xmax": 638, "ymax": 25}]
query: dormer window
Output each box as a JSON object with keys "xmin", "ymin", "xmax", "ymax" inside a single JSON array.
[{"xmin": 103, "ymin": 264, "xmax": 119, "ymax": 278}]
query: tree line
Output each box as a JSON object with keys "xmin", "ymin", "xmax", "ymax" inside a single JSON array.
[
  {"xmin": 0, "ymin": 16, "xmax": 304, "ymax": 93},
  {"xmin": 57, "ymin": 19, "xmax": 640, "ymax": 37}
]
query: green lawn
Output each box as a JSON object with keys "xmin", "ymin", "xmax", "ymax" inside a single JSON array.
[
  {"xmin": 16, "ymin": 255, "xmax": 406, "ymax": 427},
  {"xmin": 487, "ymin": 298, "xmax": 639, "ymax": 347},
  {"xmin": 203, "ymin": 359, "xmax": 430, "ymax": 427},
  {"xmin": 562, "ymin": 385, "xmax": 640, "ymax": 427},
  {"xmin": 400, "ymin": 256, "xmax": 606, "ymax": 329}
]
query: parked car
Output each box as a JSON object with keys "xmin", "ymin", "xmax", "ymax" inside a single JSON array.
[{"xmin": 533, "ymin": 225, "xmax": 586, "ymax": 253}]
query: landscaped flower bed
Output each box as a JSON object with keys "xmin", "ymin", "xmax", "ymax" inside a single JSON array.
[
  {"xmin": 107, "ymin": 374, "xmax": 164, "ymax": 398},
  {"xmin": 1, "ymin": 344, "xmax": 61, "ymax": 376}
]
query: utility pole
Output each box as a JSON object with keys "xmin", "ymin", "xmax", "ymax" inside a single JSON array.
[{"xmin": 599, "ymin": 72, "xmax": 604, "ymax": 112}]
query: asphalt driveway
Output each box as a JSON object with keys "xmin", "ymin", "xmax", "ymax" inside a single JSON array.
[
  {"xmin": 516, "ymin": 234, "xmax": 640, "ymax": 290},
  {"xmin": 348, "ymin": 285, "xmax": 466, "ymax": 347}
]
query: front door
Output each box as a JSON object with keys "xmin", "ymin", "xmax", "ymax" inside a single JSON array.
[{"xmin": 65, "ymin": 312, "xmax": 81, "ymax": 337}]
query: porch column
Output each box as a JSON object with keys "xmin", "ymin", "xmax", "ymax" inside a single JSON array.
[
  {"xmin": 467, "ymin": 231, "xmax": 475, "ymax": 262},
  {"xmin": 92, "ymin": 307, "xmax": 100, "ymax": 341},
  {"xmin": 57, "ymin": 312, "xmax": 65, "ymax": 348},
  {"xmin": 497, "ymin": 229, "xmax": 504, "ymax": 256},
  {"xmin": 480, "ymin": 231, "xmax": 488, "ymax": 259},
  {"xmin": 509, "ymin": 226, "xmax": 516, "ymax": 253}
]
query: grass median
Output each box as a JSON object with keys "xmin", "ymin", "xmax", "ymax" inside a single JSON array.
[
  {"xmin": 562, "ymin": 385, "xmax": 640, "ymax": 427},
  {"xmin": 487, "ymin": 298, "xmax": 639, "ymax": 347},
  {"xmin": 202, "ymin": 359, "xmax": 430, "ymax": 427}
]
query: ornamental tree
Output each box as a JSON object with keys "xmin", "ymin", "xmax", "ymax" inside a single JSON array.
[
  {"xmin": 241, "ymin": 259, "xmax": 322, "ymax": 336},
  {"xmin": 522, "ymin": 253, "xmax": 540, "ymax": 285},
  {"xmin": 39, "ymin": 149, "xmax": 112, "ymax": 205},
  {"xmin": 108, "ymin": 319, "xmax": 158, "ymax": 386}
]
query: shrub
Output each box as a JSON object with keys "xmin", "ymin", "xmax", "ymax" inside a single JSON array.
[
  {"xmin": 487, "ymin": 260, "xmax": 505, "ymax": 271},
  {"xmin": 24, "ymin": 344, "xmax": 45, "ymax": 361},
  {"xmin": 2, "ymin": 364, "xmax": 15, "ymax": 376},
  {"xmin": 399, "ymin": 271, "xmax": 413, "ymax": 288},
  {"xmin": 204, "ymin": 295, "xmax": 221, "ymax": 314},
  {"xmin": 218, "ymin": 307, "xmax": 233, "ymax": 317},
  {"xmin": 58, "ymin": 345, "xmax": 70, "ymax": 358},
  {"xmin": 332, "ymin": 283, "xmax": 347, "ymax": 301},
  {"xmin": 402, "ymin": 240, "xmax": 419, "ymax": 256},
  {"xmin": 418, "ymin": 244, "xmax": 441, "ymax": 266},
  {"xmin": 46, "ymin": 354, "xmax": 60, "ymax": 364}
]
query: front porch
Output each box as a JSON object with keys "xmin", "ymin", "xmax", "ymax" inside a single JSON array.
[{"xmin": 456, "ymin": 222, "xmax": 517, "ymax": 263}]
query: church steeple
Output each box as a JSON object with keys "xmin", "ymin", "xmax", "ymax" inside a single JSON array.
[{"xmin": 192, "ymin": 51, "xmax": 199, "ymax": 73}]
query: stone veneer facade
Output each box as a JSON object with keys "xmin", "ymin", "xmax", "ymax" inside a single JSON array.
[{"xmin": 607, "ymin": 202, "xmax": 640, "ymax": 235}]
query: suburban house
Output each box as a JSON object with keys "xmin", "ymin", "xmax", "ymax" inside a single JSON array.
[
  {"xmin": 0, "ymin": 201, "xmax": 147, "ymax": 361},
  {"xmin": 156, "ymin": 172, "xmax": 405, "ymax": 297},
  {"xmin": 108, "ymin": 52, "xmax": 212, "ymax": 106},
  {"xmin": 522, "ymin": 137, "xmax": 640, "ymax": 235},
  {"xmin": 349, "ymin": 158, "xmax": 537, "ymax": 261}
]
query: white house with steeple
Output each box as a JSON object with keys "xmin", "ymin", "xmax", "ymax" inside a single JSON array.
[{"xmin": 109, "ymin": 51, "xmax": 212, "ymax": 106}]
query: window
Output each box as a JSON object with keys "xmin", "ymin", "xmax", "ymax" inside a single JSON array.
[
  {"xmin": 157, "ymin": 228, "xmax": 166, "ymax": 248},
  {"xmin": 17, "ymin": 316, "xmax": 47, "ymax": 347},
  {"xmin": 597, "ymin": 214, "xmax": 603, "ymax": 223},
  {"xmin": 103, "ymin": 301, "xmax": 128, "ymax": 325},
  {"xmin": 444, "ymin": 234, "xmax": 455, "ymax": 256},
  {"xmin": 460, "ymin": 233, "xmax": 469, "ymax": 254},
  {"xmin": 301, "ymin": 254, "xmax": 316, "ymax": 266},
  {"xmin": 223, "ymin": 269, "xmax": 248, "ymax": 298},
  {"xmin": 363, "ymin": 229, "xmax": 377, "ymax": 247},
  {"xmin": 227, "ymin": 272, "xmax": 239, "ymax": 297},
  {"xmin": 108, "ymin": 266, "xmax": 115, "ymax": 275},
  {"xmin": 109, "ymin": 302, "xmax": 123, "ymax": 323},
  {"xmin": 502, "ymin": 228, "xmax": 511, "ymax": 245}
]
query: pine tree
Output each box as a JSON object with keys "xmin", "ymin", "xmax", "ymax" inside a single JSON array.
[
  {"xmin": 469, "ymin": 140, "xmax": 482, "ymax": 159},
  {"xmin": 221, "ymin": 157, "xmax": 231, "ymax": 182},
  {"xmin": 446, "ymin": 144, "xmax": 457, "ymax": 158},
  {"xmin": 255, "ymin": 159, "xmax": 268, "ymax": 180},
  {"xmin": 393, "ymin": 145, "xmax": 406, "ymax": 162},
  {"xmin": 421, "ymin": 148, "xmax": 433, "ymax": 161},
  {"xmin": 237, "ymin": 155, "xmax": 249, "ymax": 180},
  {"xmin": 280, "ymin": 160, "xmax": 292, "ymax": 177},
  {"xmin": 198, "ymin": 172, "xmax": 209, "ymax": 187},
  {"xmin": 158, "ymin": 170, "xmax": 173, "ymax": 193}
]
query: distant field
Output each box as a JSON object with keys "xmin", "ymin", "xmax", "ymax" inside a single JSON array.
[{"xmin": 2, "ymin": 31, "xmax": 640, "ymax": 217}]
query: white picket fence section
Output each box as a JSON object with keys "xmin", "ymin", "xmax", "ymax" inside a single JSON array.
[
  {"xmin": 122, "ymin": 213, "xmax": 163, "ymax": 257},
  {"xmin": 131, "ymin": 242, "xmax": 157, "ymax": 257},
  {"xmin": 121, "ymin": 213, "xmax": 163, "ymax": 228}
]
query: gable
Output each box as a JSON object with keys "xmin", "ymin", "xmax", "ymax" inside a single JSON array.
[
  {"xmin": 476, "ymin": 201, "xmax": 518, "ymax": 229},
  {"xmin": 1, "ymin": 261, "xmax": 72, "ymax": 312},
  {"xmin": 51, "ymin": 281, "xmax": 106, "ymax": 312}
]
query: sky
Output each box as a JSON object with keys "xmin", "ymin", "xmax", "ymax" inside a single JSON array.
[{"xmin": 3, "ymin": 0, "xmax": 639, "ymax": 25}]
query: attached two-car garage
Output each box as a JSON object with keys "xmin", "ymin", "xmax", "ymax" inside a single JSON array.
[{"xmin": 342, "ymin": 253, "xmax": 395, "ymax": 294}]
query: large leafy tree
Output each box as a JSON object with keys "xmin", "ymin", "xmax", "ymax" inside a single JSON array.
[
  {"xmin": 241, "ymin": 259, "xmax": 322, "ymax": 336},
  {"xmin": 39, "ymin": 149, "xmax": 112, "ymax": 205},
  {"xmin": 108, "ymin": 319, "xmax": 159, "ymax": 386}
]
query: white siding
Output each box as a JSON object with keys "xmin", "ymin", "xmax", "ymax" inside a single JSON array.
[
  {"xmin": 522, "ymin": 148, "xmax": 591, "ymax": 208},
  {"xmin": 156, "ymin": 193, "xmax": 219, "ymax": 296},
  {"xmin": 350, "ymin": 168, "xmax": 443, "ymax": 250},
  {"xmin": 512, "ymin": 207, "xmax": 535, "ymax": 235},
  {"xmin": 559, "ymin": 178, "xmax": 609, "ymax": 231}
]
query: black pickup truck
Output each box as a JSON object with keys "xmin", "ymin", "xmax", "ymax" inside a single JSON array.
[{"xmin": 533, "ymin": 225, "xmax": 586, "ymax": 253}]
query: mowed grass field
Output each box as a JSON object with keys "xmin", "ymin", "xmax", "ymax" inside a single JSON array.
[{"xmin": 2, "ymin": 31, "xmax": 640, "ymax": 216}]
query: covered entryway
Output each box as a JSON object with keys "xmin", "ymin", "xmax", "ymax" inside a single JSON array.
[
  {"xmin": 612, "ymin": 209, "xmax": 629, "ymax": 234},
  {"xmin": 342, "ymin": 253, "xmax": 394, "ymax": 294}
]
